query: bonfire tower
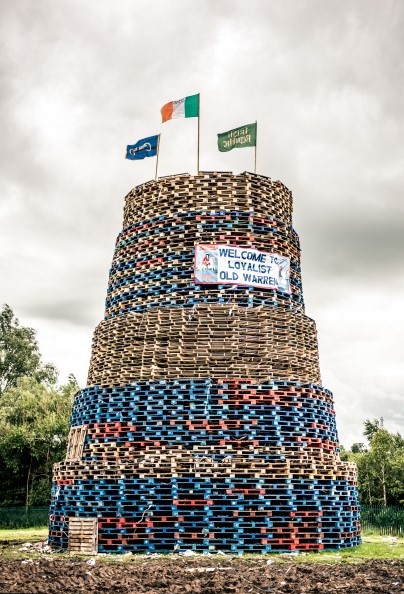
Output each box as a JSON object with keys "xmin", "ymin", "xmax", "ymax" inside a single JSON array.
[{"xmin": 49, "ymin": 172, "xmax": 360, "ymax": 554}]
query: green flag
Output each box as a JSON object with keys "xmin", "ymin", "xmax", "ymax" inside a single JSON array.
[{"xmin": 217, "ymin": 122, "xmax": 257, "ymax": 152}]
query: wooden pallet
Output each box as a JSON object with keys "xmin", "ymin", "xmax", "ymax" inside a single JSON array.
[
  {"xmin": 87, "ymin": 304, "xmax": 321, "ymax": 387},
  {"xmin": 66, "ymin": 426, "xmax": 87, "ymax": 461},
  {"xmin": 68, "ymin": 517, "xmax": 98, "ymax": 555}
]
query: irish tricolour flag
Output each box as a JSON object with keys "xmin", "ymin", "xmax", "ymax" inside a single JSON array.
[{"xmin": 161, "ymin": 94, "xmax": 199, "ymax": 123}]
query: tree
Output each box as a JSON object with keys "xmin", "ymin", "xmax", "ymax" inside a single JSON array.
[
  {"xmin": 0, "ymin": 306, "xmax": 79, "ymax": 507},
  {"xmin": 0, "ymin": 375, "xmax": 77, "ymax": 508},
  {"xmin": 363, "ymin": 418, "xmax": 383, "ymax": 443},
  {"xmin": 354, "ymin": 419, "xmax": 404, "ymax": 506},
  {"xmin": 351, "ymin": 443, "xmax": 366, "ymax": 454},
  {"xmin": 339, "ymin": 444, "xmax": 349, "ymax": 461},
  {"xmin": 0, "ymin": 304, "xmax": 57, "ymax": 395}
]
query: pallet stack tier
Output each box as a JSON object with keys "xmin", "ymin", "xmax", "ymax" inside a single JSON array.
[
  {"xmin": 49, "ymin": 171, "xmax": 360, "ymax": 554},
  {"xmin": 87, "ymin": 305, "xmax": 321, "ymax": 385}
]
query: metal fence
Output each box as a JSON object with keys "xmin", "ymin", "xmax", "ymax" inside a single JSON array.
[
  {"xmin": 0, "ymin": 507, "xmax": 49, "ymax": 529},
  {"xmin": 360, "ymin": 505, "xmax": 404, "ymax": 537},
  {"xmin": 0, "ymin": 505, "xmax": 403, "ymax": 535}
]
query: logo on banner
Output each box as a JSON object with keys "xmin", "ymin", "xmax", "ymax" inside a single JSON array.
[
  {"xmin": 194, "ymin": 245, "xmax": 218, "ymax": 283},
  {"xmin": 129, "ymin": 142, "xmax": 152, "ymax": 155}
]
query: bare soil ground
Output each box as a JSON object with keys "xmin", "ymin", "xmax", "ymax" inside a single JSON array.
[{"xmin": 0, "ymin": 555, "xmax": 402, "ymax": 594}]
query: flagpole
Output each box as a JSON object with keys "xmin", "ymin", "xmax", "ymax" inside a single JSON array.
[
  {"xmin": 155, "ymin": 134, "xmax": 161, "ymax": 180},
  {"xmin": 197, "ymin": 94, "xmax": 200, "ymax": 174},
  {"xmin": 254, "ymin": 120, "xmax": 257, "ymax": 174}
]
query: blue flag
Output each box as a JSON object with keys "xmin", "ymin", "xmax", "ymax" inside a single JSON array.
[{"xmin": 126, "ymin": 135, "xmax": 159, "ymax": 160}]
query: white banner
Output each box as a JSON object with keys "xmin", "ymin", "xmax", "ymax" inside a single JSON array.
[{"xmin": 194, "ymin": 244, "xmax": 291, "ymax": 293}]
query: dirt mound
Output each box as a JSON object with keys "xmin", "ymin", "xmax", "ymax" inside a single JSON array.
[{"xmin": 0, "ymin": 557, "xmax": 402, "ymax": 594}]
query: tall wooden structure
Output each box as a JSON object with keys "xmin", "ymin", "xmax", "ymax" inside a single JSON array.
[{"xmin": 49, "ymin": 172, "xmax": 360, "ymax": 553}]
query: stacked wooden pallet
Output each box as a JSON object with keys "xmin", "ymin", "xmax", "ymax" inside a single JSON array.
[
  {"xmin": 105, "ymin": 210, "xmax": 303, "ymax": 316},
  {"xmin": 123, "ymin": 172, "xmax": 293, "ymax": 229},
  {"xmin": 103, "ymin": 172, "xmax": 302, "ymax": 317},
  {"xmin": 87, "ymin": 304, "xmax": 321, "ymax": 385},
  {"xmin": 49, "ymin": 171, "xmax": 360, "ymax": 554}
]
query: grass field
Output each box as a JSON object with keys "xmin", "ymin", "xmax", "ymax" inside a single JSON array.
[
  {"xmin": 0, "ymin": 527, "xmax": 48, "ymax": 542},
  {"xmin": 0, "ymin": 528, "xmax": 403, "ymax": 562}
]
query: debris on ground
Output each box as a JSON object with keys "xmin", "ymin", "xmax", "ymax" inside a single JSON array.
[
  {"xmin": 18, "ymin": 541, "xmax": 51, "ymax": 553},
  {"xmin": 0, "ymin": 558, "xmax": 402, "ymax": 593}
]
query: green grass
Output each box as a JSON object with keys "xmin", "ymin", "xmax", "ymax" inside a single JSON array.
[
  {"xmin": 285, "ymin": 537, "xmax": 404, "ymax": 563},
  {"xmin": 0, "ymin": 526, "xmax": 48, "ymax": 542},
  {"xmin": 0, "ymin": 528, "xmax": 403, "ymax": 562}
]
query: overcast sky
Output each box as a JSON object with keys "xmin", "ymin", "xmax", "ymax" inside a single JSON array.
[{"xmin": 1, "ymin": 0, "xmax": 403, "ymax": 447}]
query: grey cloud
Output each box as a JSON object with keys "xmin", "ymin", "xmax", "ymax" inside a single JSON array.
[
  {"xmin": 23, "ymin": 299, "xmax": 100, "ymax": 327},
  {"xmin": 1, "ymin": 0, "xmax": 403, "ymax": 444},
  {"xmin": 301, "ymin": 211, "xmax": 404, "ymax": 283}
]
